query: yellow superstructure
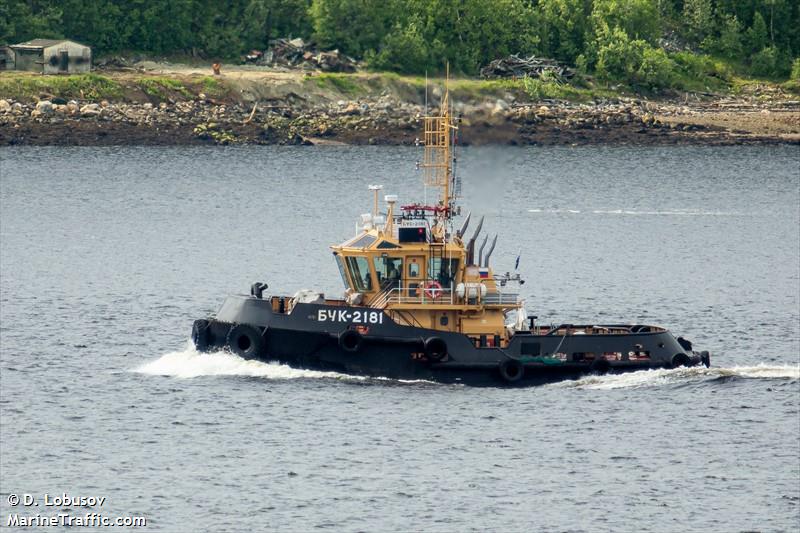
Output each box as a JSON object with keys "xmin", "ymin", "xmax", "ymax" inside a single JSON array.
[{"xmin": 330, "ymin": 75, "xmax": 525, "ymax": 348}]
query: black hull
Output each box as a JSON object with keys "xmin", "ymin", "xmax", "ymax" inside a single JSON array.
[{"xmin": 192, "ymin": 295, "xmax": 709, "ymax": 387}]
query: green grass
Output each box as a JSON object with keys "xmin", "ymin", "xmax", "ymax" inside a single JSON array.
[
  {"xmin": 0, "ymin": 73, "xmax": 123, "ymax": 101},
  {"xmin": 782, "ymin": 79, "xmax": 800, "ymax": 94},
  {"xmin": 198, "ymin": 76, "xmax": 226, "ymax": 97},
  {"xmin": 360, "ymin": 71, "xmax": 615, "ymax": 102},
  {"xmin": 136, "ymin": 77, "xmax": 193, "ymax": 100},
  {"xmin": 312, "ymin": 73, "xmax": 363, "ymax": 95}
]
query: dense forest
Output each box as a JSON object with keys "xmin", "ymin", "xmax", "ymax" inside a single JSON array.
[{"xmin": 2, "ymin": 0, "xmax": 799, "ymax": 87}]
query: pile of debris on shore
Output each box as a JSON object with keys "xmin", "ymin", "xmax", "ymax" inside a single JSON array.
[
  {"xmin": 480, "ymin": 54, "xmax": 574, "ymax": 80},
  {"xmin": 244, "ymin": 38, "xmax": 358, "ymax": 72}
]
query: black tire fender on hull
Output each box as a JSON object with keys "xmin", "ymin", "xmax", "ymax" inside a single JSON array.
[
  {"xmin": 192, "ymin": 319, "xmax": 210, "ymax": 352},
  {"xmin": 591, "ymin": 358, "xmax": 611, "ymax": 374},
  {"xmin": 424, "ymin": 337, "xmax": 448, "ymax": 362},
  {"xmin": 671, "ymin": 352, "xmax": 691, "ymax": 368},
  {"xmin": 338, "ymin": 329, "xmax": 364, "ymax": 352},
  {"xmin": 499, "ymin": 358, "xmax": 525, "ymax": 383},
  {"xmin": 226, "ymin": 324, "xmax": 266, "ymax": 360}
]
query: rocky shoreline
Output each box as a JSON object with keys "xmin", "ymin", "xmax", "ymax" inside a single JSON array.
[{"xmin": 2, "ymin": 93, "xmax": 798, "ymax": 147}]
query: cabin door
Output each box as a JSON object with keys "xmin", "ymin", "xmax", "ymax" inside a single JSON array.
[
  {"xmin": 406, "ymin": 256, "xmax": 424, "ymax": 298},
  {"xmin": 58, "ymin": 50, "xmax": 68, "ymax": 72}
]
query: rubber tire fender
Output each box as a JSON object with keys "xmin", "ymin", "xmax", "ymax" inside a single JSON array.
[
  {"xmin": 192, "ymin": 319, "xmax": 210, "ymax": 352},
  {"xmin": 424, "ymin": 337, "xmax": 448, "ymax": 362},
  {"xmin": 338, "ymin": 329, "xmax": 363, "ymax": 353},
  {"xmin": 671, "ymin": 353, "xmax": 691, "ymax": 368},
  {"xmin": 226, "ymin": 324, "xmax": 265, "ymax": 360},
  {"xmin": 591, "ymin": 358, "xmax": 611, "ymax": 374},
  {"xmin": 499, "ymin": 358, "xmax": 525, "ymax": 383}
]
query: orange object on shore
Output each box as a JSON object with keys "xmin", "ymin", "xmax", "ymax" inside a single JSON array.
[{"xmin": 212, "ymin": 63, "xmax": 221, "ymax": 75}]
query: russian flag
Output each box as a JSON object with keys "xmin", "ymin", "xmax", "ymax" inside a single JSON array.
[{"xmin": 479, "ymin": 268, "xmax": 489, "ymax": 279}]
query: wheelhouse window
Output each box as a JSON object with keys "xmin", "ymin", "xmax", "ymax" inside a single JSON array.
[
  {"xmin": 373, "ymin": 256, "xmax": 403, "ymax": 289},
  {"xmin": 345, "ymin": 256, "xmax": 373, "ymax": 292},
  {"xmin": 334, "ymin": 254, "xmax": 350, "ymax": 288},
  {"xmin": 428, "ymin": 258, "xmax": 459, "ymax": 288}
]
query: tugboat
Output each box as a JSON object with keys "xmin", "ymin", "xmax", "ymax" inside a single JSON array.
[{"xmin": 191, "ymin": 78, "xmax": 710, "ymax": 386}]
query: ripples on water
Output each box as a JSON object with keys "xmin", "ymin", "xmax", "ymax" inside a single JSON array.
[{"xmin": 1, "ymin": 146, "xmax": 798, "ymax": 532}]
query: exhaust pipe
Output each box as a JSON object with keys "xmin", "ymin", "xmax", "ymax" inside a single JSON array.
[
  {"xmin": 466, "ymin": 216, "xmax": 484, "ymax": 265},
  {"xmin": 457, "ymin": 212, "xmax": 471, "ymax": 239},
  {"xmin": 477, "ymin": 235, "xmax": 488, "ymax": 266},
  {"xmin": 483, "ymin": 235, "xmax": 497, "ymax": 267}
]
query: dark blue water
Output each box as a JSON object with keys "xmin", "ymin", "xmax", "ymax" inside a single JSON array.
[{"xmin": 1, "ymin": 146, "xmax": 798, "ymax": 532}]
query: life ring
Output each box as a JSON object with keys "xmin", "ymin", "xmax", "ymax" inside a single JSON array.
[
  {"xmin": 499, "ymin": 358, "xmax": 524, "ymax": 383},
  {"xmin": 424, "ymin": 337, "xmax": 447, "ymax": 362},
  {"xmin": 192, "ymin": 319, "xmax": 210, "ymax": 352},
  {"xmin": 424, "ymin": 280, "xmax": 443, "ymax": 299},
  {"xmin": 338, "ymin": 329, "xmax": 363, "ymax": 353},
  {"xmin": 226, "ymin": 324, "xmax": 265, "ymax": 360}
]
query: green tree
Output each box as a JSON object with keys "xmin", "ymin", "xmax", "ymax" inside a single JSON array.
[
  {"xmin": 309, "ymin": 0, "xmax": 396, "ymax": 57},
  {"xmin": 390, "ymin": 0, "xmax": 537, "ymax": 74},
  {"xmin": 60, "ymin": 1, "xmax": 126, "ymax": 52},
  {"xmin": 240, "ymin": 0, "xmax": 312, "ymax": 51},
  {"xmin": 591, "ymin": 0, "xmax": 661, "ymax": 44},
  {"xmin": 369, "ymin": 20, "xmax": 429, "ymax": 73},
  {"xmin": 746, "ymin": 12, "xmax": 768, "ymax": 54},
  {"xmin": 750, "ymin": 45, "xmax": 780, "ymax": 77},
  {"xmin": 1, "ymin": 0, "xmax": 63, "ymax": 43},
  {"xmin": 709, "ymin": 13, "xmax": 743, "ymax": 59},
  {"xmin": 595, "ymin": 26, "xmax": 676, "ymax": 89},
  {"xmin": 536, "ymin": 0, "xmax": 589, "ymax": 63},
  {"xmin": 682, "ymin": 0, "xmax": 713, "ymax": 43}
]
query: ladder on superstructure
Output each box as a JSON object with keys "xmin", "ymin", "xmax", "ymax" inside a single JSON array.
[{"xmin": 420, "ymin": 71, "xmax": 457, "ymax": 219}]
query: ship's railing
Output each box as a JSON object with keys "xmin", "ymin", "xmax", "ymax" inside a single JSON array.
[
  {"xmin": 484, "ymin": 292, "xmax": 519, "ymax": 305},
  {"xmin": 369, "ymin": 283, "xmax": 519, "ymax": 308},
  {"xmin": 371, "ymin": 284, "xmax": 455, "ymax": 307}
]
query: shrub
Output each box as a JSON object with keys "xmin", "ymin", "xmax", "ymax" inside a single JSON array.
[
  {"xmin": 750, "ymin": 46, "xmax": 780, "ymax": 77},
  {"xmin": 637, "ymin": 47, "xmax": 676, "ymax": 88},
  {"xmin": 704, "ymin": 14, "xmax": 742, "ymax": 59},
  {"xmin": 672, "ymin": 52, "xmax": 731, "ymax": 82},
  {"xmin": 595, "ymin": 27, "xmax": 677, "ymax": 89},
  {"xmin": 368, "ymin": 22, "xmax": 428, "ymax": 74},
  {"xmin": 522, "ymin": 76, "xmax": 562, "ymax": 99},
  {"xmin": 595, "ymin": 28, "xmax": 645, "ymax": 80},
  {"xmin": 790, "ymin": 58, "xmax": 800, "ymax": 80}
]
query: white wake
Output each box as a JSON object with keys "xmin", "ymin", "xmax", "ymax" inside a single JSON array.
[
  {"xmin": 135, "ymin": 341, "xmax": 362, "ymax": 381},
  {"xmin": 547, "ymin": 364, "xmax": 800, "ymax": 390},
  {"xmin": 136, "ymin": 344, "xmax": 798, "ymax": 389}
]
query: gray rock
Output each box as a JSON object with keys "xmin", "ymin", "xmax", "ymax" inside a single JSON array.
[
  {"xmin": 80, "ymin": 104, "xmax": 102, "ymax": 116},
  {"xmin": 36, "ymin": 100, "xmax": 54, "ymax": 115}
]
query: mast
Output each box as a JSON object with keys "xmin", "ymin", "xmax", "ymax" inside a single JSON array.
[{"xmin": 420, "ymin": 64, "xmax": 458, "ymax": 225}]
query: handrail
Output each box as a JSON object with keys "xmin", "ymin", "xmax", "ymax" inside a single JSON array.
[
  {"xmin": 368, "ymin": 284, "xmax": 454, "ymax": 306},
  {"xmin": 368, "ymin": 283, "xmax": 519, "ymax": 307},
  {"xmin": 370, "ymin": 283, "xmax": 396, "ymax": 308}
]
